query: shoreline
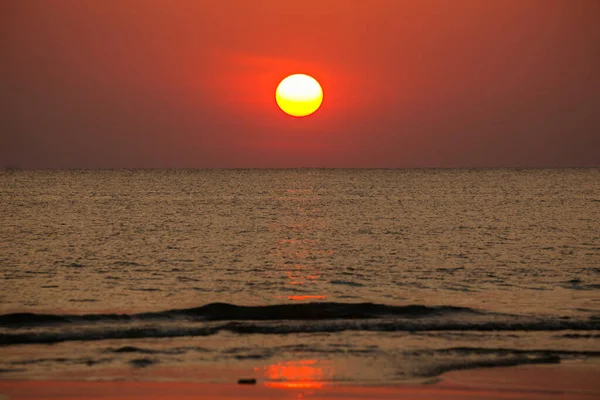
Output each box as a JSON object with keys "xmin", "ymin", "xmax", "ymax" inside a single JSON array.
[{"xmin": 1, "ymin": 361, "xmax": 599, "ymax": 399}]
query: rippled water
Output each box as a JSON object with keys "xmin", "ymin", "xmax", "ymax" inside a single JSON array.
[{"xmin": 1, "ymin": 169, "xmax": 599, "ymax": 384}]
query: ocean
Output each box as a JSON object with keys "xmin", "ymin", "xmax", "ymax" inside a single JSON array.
[{"xmin": 1, "ymin": 169, "xmax": 599, "ymax": 385}]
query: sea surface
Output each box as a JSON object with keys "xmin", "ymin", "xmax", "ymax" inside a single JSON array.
[{"xmin": 1, "ymin": 169, "xmax": 599, "ymax": 385}]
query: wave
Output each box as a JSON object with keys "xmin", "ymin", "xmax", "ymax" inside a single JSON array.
[
  {"xmin": 1, "ymin": 302, "xmax": 598, "ymax": 346},
  {"xmin": 2, "ymin": 318, "xmax": 599, "ymax": 346},
  {"xmin": 407, "ymin": 347, "xmax": 600, "ymax": 378},
  {"xmin": 0, "ymin": 302, "xmax": 478, "ymax": 327},
  {"xmin": 4, "ymin": 346, "xmax": 595, "ymax": 381},
  {"xmin": 417, "ymin": 354, "xmax": 561, "ymax": 378}
]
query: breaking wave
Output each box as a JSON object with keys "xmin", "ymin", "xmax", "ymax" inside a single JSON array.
[
  {"xmin": 0, "ymin": 302, "xmax": 478, "ymax": 327},
  {"xmin": 0, "ymin": 302, "xmax": 598, "ymax": 346}
]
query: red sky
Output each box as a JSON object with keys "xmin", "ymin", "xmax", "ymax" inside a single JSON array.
[{"xmin": 2, "ymin": 0, "xmax": 599, "ymax": 168}]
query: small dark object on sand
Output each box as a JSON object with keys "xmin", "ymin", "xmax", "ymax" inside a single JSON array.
[{"xmin": 237, "ymin": 378, "xmax": 257, "ymax": 385}]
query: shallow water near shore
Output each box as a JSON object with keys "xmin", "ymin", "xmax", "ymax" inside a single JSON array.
[{"xmin": 1, "ymin": 169, "xmax": 599, "ymax": 385}]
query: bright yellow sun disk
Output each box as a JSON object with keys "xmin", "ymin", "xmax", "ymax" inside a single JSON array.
[{"xmin": 276, "ymin": 74, "xmax": 323, "ymax": 117}]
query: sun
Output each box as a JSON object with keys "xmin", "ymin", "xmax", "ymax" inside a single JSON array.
[{"xmin": 276, "ymin": 74, "xmax": 323, "ymax": 117}]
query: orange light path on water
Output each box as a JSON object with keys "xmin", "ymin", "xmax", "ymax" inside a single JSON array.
[
  {"xmin": 286, "ymin": 295, "xmax": 327, "ymax": 301},
  {"xmin": 259, "ymin": 359, "xmax": 332, "ymax": 389}
]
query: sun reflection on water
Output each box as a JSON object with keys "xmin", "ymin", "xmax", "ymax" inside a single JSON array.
[
  {"xmin": 259, "ymin": 359, "xmax": 333, "ymax": 389},
  {"xmin": 268, "ymin": 188, "xmax": 335, "ymax": 303},
  {"xmin": 286, "ymin": 295, "xmax": 327, "ymax": 301}
]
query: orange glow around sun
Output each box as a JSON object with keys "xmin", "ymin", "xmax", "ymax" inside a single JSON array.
[{"xmin": 276, "ymin": 74, "xmax": 323, "ymax": 117}]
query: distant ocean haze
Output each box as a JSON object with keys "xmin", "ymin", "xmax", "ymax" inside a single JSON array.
[{"xmin": 0, "ymin": 169, "xmax": 598, "ymax": 384}]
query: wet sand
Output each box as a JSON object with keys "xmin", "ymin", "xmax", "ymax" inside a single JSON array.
[{"xmin": 1, "ymin": 362, "xmax": 599, "ymax": 399}]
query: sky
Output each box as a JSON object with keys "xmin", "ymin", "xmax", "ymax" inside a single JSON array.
[{"xmin": 1, "ymin": 0, "xmax": 599, "ymax": 168}]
